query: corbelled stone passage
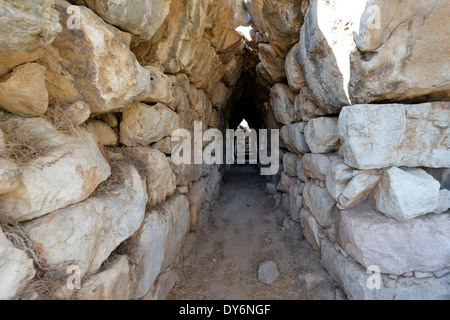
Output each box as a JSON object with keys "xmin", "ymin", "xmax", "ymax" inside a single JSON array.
[{"xmin": 0, "ymin": 0, "xmax": 448, "ymax": 300}]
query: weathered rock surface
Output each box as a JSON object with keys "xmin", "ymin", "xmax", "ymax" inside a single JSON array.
[
  {"xmin": 285, "ymin": 43, "xmax": 306, "ymax": 93},
  {"xmin": 0, "ymin": 63, "xmax": 48, "ymax": 116},
  {"xmin": 130, "ymin": 147, "xmax": 176, "ymax": 206},
  {"xmin": 349, "ymin": 0, "xmax": 450, "ymax": 104},
  {"xmin": 326, "ymin": 159, "xmax": 355, "ymax": 201},
  {"xmin": 263, "ymin": 0, "xmax": 303, "ymax": 57},
  {"xmin": 270, "ymin": 83, "xmax": 296, "ymax": 125},
  {"xmin": 339, "ymin": 103, "xmax": 450, "ymax": 169},
  {"xmin": 289, "ymin": 180, "xmax": 304, "ymax": 222},
  {"xmin": 0, "ymin": 227, "xmax": 36, "ymax": 300},
  {"xmin": 322, "ymin": 238, "xmax": 450, "ymax": 300},
  {"xmin": 169, "ymin": 160, "xmax": 202, "ymax": 187},
  {"xmin": 74, "ymin": 0, "xmax": 172, "ymax": 44},
  {"xmin": 132, "ymin": 194, "xmax": 190, "ymax": 298},
  {"xmin": 86, "ymin": 120, "xmax": 118, "ymax": 147},
  {"xmin": 143, "ymin": 65, "xmax": 174, "ymax": 107},
  {"xmin": 258, "ymin": 43, "xmax": 286, "ymax": 83},
  {"xmin": 294, "ymin": 87, "xmax": 327, "ymax": 121},
  {"xmin": 338, "ymin": 172, "xmax": 381, "ymax": 209},
  {"xmin": 77, "ymin": 255, "xmax": 131, "ymax": 300},
  {"xmin": 265, "ymin": 182, "xmax": 277, "ymax": 195},
  {"xmin": 283, "ymin": 153, "xmax": 299, "ymax": 177},
  {"xmin": 303, "ymin": 181, "xmax": 336, "ymax": 228},
  {"xmin": 24, "ymin": 165, "xmax": 147, "ymax": 277},
  {"xmin": 337, "ymin": 202, "xmax": 450, "ymax": 275},
  {"xmin": 0, "ymin": 118, "xmax": 111, "ymax": 222},
  {"xmin": 0, "ymin": 0, "xmax": 61, "ymax": 76},
  {"xmin": 0, "ymin": 158, "xmax": 21, "ymax": 195},
  {"xmin": 302, "ymin": 153, "xmax": 338, "ymax": 182},
  {"xmin": 434, "ymin": 189, "xmax": 450, "ymax": 214},
  {"xmin": 300, "ymin": 208, "xmax": 323, "ymax": 253},
  {"xmin": 62, "ymin": 101, "xmax": 91, "ymax": 125},
  {"xmin": 120, "ymin": 103, "xmax": 180, "ymax": 147},
  {"xmin": 258, "ymin": 260, "xmax": 280, "ymax": 285},
  {"xmin": 277, "ymin": 172, "xmax": 291, "ymax": 194},
  {"xmin": 143, "ymin": 269, "xmax": 179, "ymax": 300},
  {"xmin": 222, "ymin": 55, "xmax": 243, "ymax": 87},
  {"xmin": 299, "ymin": 0, "xmax": 367, "ymax": 113},
  {"xmin": 304, "ymin": 117, "xmax": 339, "ymax": 154},
  {"xmin": 41, "ymin": 1, "xmax": 150, "ymax": 113},
  {"xmin": 280, "ymin": 123, "xmax": 310, "ymax": 154},
  {"xmin": 372, "ymin": 167, "xmax": 440, "ymax": 221}
]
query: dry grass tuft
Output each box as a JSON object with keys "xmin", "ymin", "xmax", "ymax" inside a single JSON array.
[
  {"xmin": 43, "ymin": 99, "xmax": 79, "ymax": 137},
  {"xmin": 1, "ymin": 222, "xmax": 72, "ymax": 300},
  {"xmin": 0, "ymin": 117, "xmax": 50, "ymax": 163},
  {"xmin": 90, "ymin": 146, "xmax": 149, "ymax": 198}
]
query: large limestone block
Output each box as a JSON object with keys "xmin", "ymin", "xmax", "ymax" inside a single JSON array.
[
  {"xmin": 372, "ymin": 167, "xmax": 440, "ymax": 221},
  {"xmin": 326, "ymin": 159, "xmax": 355, "ymax": 201},
  {"xmin": 169, "ymin": 159, "xmax": 202, "ymax": 187},
  {"xmin": 244, "ymin": 0, "xmax": 265, "ymax": 33},
  {"xmin": 217, "ymin": 29, "xmax": 245, "ymax": 64},
  {"xmin": 294, "ymin": 87, "xmax": 327, "ymax": 122},
  {"xmin": 300, "ymin": 208, "xmax": 323, "ymax": 253},
  {"xmin": 289, "ymin": 179, "xmax": 304, "ymax": 222},
  {"xmin": 258, "ymin": 43, "xmax": 286, "ymax": 83},
  {"xmin": 285, "ymin": 43, "xmax": 306, "ymax": 93},
  {"xmin": 0, "ymin": 0, "xmax": 61, "ymax": 76},
  {"xmin": 86, "ymin": 120, "xmax": 118, "ymax": 147},
  {"xmin": 132, "ymin": 194, "xmax": 190, "ymax": 298},
  {"xmin": 120, "ymin": 102, "xmax": 180, "ymax": 147},
  {"xmin": 207, "ymin": 81, "xmax": 230, "ymax": 110},
  {"xmin": 280, "ymin": 123, "xmax": 310, "ymax": 154},
  {"xmin": 299, "ymin": 0, "xmax": 367, "ymax": 113},
  {"xmin": 0, "ymin": 227, "xmax": 36, "ymax": 300},
  {"xmin": 434, "ymin": 189, "xmax": 450, "ymax": 214},
  {"xmin": 142, "ymin": 65, "xmax": 174, "ymax": 107},
  {"xmin": 283, "ymin": 153, "xmax": 299, "ymax": 177},
  {"xmin": 349, "ymin": 0, "xmax": 450, "ymax": 104},
  {"xmin": 0, "ymin": 158, "xmax": 21, "ymax": 195},
  {"xmin": 303, "ymin": 181, "xmax": 336, "ymax": 228},
  {"xmin": 262, "ymin": 0, "xmax": 303, "ymax": 57},
  {"xmin": 337, "ymin": 202, "xmax": 450, "ymax": 275},
  {"xmin": 0, "ymin": 63, "xmax": 48, "ymax": 116},
  {"xmin": 130, "ymin": 147, "xmax": 176, "ymax": 206},
  {"xmin": 24, "ymin": 165, "xmax": 147, "ymax": 278},
  {"xmin": 78, "ymin": 255, "xmax": 131, "ymax": 300},
  {"xmin": 222, "ymin": 55, "xmax": 244, "ymax": 87},
  {"xmin": 270, "ymin": 83, "xmax": 296, "ymax": 125},
  {"xmin": 321, "ymin": 238, "xmax": 450, "ymax": 300},
  {"xmin": 304, "ymin": 117, "xmax": 339, "ymax": 154},
  {"xmin": 188, "ymin": 178, "xmax": 207, "ymax": 230},
  {"xmin": 277, "ymin": 172, "xmax": 291, "ymax": 194},
  {"xmin": 338, "ymin": 172, "xmax": 380, "ymax": 209},
  {"xmin": 185, "ymin": 38, "xmax": 224, "ymax": 92},
  {"xmin": 73, "ymin": 0, "xmax": 172, "ymax": 44},
  {"xmin": 134, "ymin": 0, "xmax": 208, "ymax": 74},
  {"xmin": 61, "ymin": 101, "xmax": 91, "ymax": 125},
  {"xmin": 41, "ymin": 1, "xmax": 150, "ymax": 114},
  {"xmin": 0, "ymin": 118, "xmax": 111, "ymax": 222},
  {"xmin": 302, "ymin": 153, "xmax": 339, "ymax": 182},
  {"xmin": 339, "ymin": 103, "xmax": 450, "ymax": 169},
  {"xmin": 228, "ymin": 0, "xmax": 250, "ymax": 29}
]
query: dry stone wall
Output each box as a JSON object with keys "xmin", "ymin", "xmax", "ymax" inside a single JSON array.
[
  {"xmin": 0, "ymin": 0, "xmax": 449, "ymax": 300},
  {"xmin": 262, "ymin": 0, "xmax": 450, "ymax": 300},
  {"xmin": 0, "ymin": 0, "xmax": 243, "ymax": 300}
]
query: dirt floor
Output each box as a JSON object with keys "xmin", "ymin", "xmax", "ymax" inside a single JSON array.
[{"xmin": 168, "ymin": 165, "xmax": 340, "ymax": 300}]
